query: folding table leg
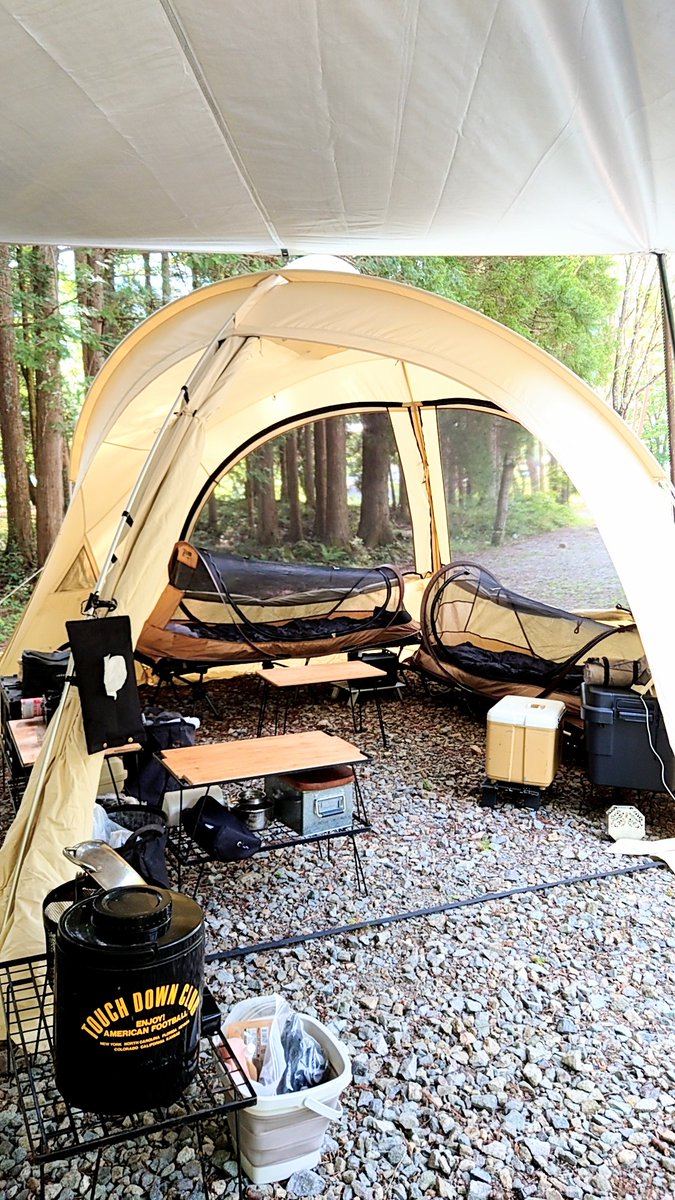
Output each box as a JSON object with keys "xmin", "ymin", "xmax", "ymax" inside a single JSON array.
[{"xmin": 372, "ymin": 689, "xmax": 388, "ymax": 748}]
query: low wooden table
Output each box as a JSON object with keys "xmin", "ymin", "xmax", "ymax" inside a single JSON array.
[
  {"xmin": 158, "ymin": 730, "xmax": 370, "ymax": 893},
  {"xmin": 254, "ymin": 660, "xmax": 389, "ymax": 744}
]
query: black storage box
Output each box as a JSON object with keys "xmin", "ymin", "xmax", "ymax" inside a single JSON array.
[
  {"xmin": 346, "ymin": 648, "xmax": 399, "ymax": 689},
  {"xmin": 21, "ymin": 648, "xmax": 69, "ymax": 699},
  {"xmin": 0, "ymin": 675, "xmax": 23, "ymax": 721},
  {"xmin": 581, "ymin": 682, "xmax": 674, "ymax": 792}
]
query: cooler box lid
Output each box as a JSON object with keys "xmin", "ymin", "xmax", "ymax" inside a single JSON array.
[{"xmin": 487, "ymin": 696, "xmax": 566, "ymax": 730}]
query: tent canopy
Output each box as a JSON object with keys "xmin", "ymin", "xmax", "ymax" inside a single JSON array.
[
  {"xmin": 1, "ymin": 0, "xmax": 674, "ymax": 254},
  {"xmin": 2, "ymin": 264, "xmax": 675, "ymax": 965}
]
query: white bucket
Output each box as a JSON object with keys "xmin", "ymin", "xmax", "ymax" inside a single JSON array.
[{"xmin": 228, "ymin": 1014, "xmax": 351, "ymax": 1185}]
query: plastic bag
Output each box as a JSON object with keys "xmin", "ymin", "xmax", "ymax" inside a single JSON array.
[
  {"xmin": 223, "ymin": 994, "xmax": 328, "ymax": 1096},
  {"xmin": 92, "ymin": 802, "xmax": 132, "ymax": 849}
]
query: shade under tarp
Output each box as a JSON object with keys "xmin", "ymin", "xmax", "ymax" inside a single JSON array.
[{"xmin": 0, "ymin": 0, "xmax": 674, "ymax": 253}]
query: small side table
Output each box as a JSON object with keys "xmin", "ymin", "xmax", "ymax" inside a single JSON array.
[
  {"xmin": 0, "ymin": 955, "xmax": 256, "ymax": 1200},
  {"xmin": 5, "ymin": 718, "xmax": 142, "ymax": 811},
  {"xmin": 255, "ymin": 660, "xmax": 388, "ymax": 744},
  {"xmin": 158, "ymin": 731, "xmax": 371, "ymax": 896}
]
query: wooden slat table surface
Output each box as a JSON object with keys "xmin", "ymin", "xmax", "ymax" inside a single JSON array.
[
  {"xmin": 158, "ymin": 730, "xmax": 367, "ymax": 787},
  {"xmin": 254, "ymin": 661, "xmax": 386, "ymax": 689}
]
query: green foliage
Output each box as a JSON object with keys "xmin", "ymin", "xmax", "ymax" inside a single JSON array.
[
  {"xmin": 354, "ymin": 254, "xmax": 620, "ymax": 388},
  {"xmin": 0, "ymin": 545, "xmax": 38, "ymax": 644}
]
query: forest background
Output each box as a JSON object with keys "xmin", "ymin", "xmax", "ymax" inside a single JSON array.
[{"xmin": 0, "ymin": 248, "xmax": 668, "ymax": 641}]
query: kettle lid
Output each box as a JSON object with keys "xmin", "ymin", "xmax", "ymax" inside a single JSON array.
[{"xmin": 91, "ymin": 885, "xmax": 172, "ymax": 940}]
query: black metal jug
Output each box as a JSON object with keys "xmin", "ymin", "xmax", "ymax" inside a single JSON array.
[{"xmin": 54, "ymin": 885, "xmax": 204, "ymax": 1114}]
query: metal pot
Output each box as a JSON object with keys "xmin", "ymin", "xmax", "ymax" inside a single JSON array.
[{"xmin": 235, "ymin": 789, "xmax": 274, "ymax": 831}]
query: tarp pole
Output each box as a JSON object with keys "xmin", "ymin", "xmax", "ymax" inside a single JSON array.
[{"xmin": 656, "ymin": 252, "xmax": 675, "ymax": 490}]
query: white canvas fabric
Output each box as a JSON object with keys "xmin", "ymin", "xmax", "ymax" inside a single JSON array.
[
  {"xmin": 1, "ymin": 265, "xmax": 674, "ymax": 966},
  {"xmin": 0, "ymin": 0, "xmax": 673, "ymax": 253}
]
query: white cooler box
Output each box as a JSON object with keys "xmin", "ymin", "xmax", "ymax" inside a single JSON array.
[{"xmin": 486, "ymin": 696, "xmax": 566, "ymax": 788}]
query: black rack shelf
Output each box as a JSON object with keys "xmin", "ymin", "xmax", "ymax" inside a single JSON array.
[{"xmin": 0, "ymin": 955, "xmax": 256, "ymax": 1199}]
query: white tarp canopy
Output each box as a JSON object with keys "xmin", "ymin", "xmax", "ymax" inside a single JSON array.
[
  {"xmin": 1, "ymin": 0, "xmax": 674, "ymax": 254},
  {"xmin": 1, "ymin": 264, "xmax": 674, "ymax": 964}
]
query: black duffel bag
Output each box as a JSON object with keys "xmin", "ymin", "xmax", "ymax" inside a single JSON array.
[
  {"xmin": 182, "ymin": 795, "xmax": 260, "ymax": 863},
  {"xmin": 125, "ymin": 709, "xmax": 198, "ymax": 808}
]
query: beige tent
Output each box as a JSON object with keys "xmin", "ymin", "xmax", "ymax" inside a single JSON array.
[{"xmin": 1, "ymin": 263, "xmax": 674, "ymax": 962}]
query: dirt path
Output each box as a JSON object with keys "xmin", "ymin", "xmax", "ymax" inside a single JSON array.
[{"xmin": 471, "ymin": 525, "xmax": 627, "ymax": 610}]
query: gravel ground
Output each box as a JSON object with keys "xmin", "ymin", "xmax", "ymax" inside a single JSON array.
[
  {"xmin": 2, "ymin": 665, "xmax": 675, "ymax": 1200},
  {"xmin": 0, "ymin": 525, "xmax": 666, "ymax": 1199},
  {"xmin": 476, "ymin": 527, "xmax": 627, "ymax": 611}
]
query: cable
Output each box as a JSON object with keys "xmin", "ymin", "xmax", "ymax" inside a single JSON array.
[
  {"xmin": 639, "ymin": 692, "xmax": 675, "ymax": 802},
  {"xmin": 205, "ymin": 858, "xmax": 664, "ymax": 963}
]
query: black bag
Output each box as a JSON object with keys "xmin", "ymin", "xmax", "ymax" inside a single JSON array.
[
  {"xmin": 182, "ymin": 796, "xmax": 261, "ymax": 863},
  {"xmin": 22, "ymin": 648, "xmax": 69, "ymax": 699},
  {"xmin": 119, "ymin": 824, "xmax": 171, "ymax": 888},
  {"xmin": 125, "ymin": 709, "xmax": 197, "ymax": 808},
  {"xmin": 103, "ymin": 802, "xmax": 171, "ymax": 889}
]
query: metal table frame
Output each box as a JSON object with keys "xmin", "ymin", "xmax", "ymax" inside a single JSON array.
[{"xmin": 0, "ymin": 956, "xmax": 257, "ymax": 1200}]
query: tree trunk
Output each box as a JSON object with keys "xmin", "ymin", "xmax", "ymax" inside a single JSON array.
[
  {"xmin": 491, "ymin": 452, "xmax": 515, "ymax": 546},
  {"xmin": 358, "ymin": 412, "xmax": 392, "ymax": 547},
  {"xmin": 245, "ymin": 460, "xmax": 255, "ymax": 535},
  {"xmin": 302, "ymin": 425, "xmax": 315, "ymax": 508},
  {"xmin": 17, "ymin": 247, "xmax": 37, "ymax": 456},
  {"xmin": 143, "ymin": 252, "xmax": 153, "ymax": 311},
  {"xmin": 526, "ymin": 447, "xmax": 541, "ymax": 492},
  {"xmin": 313, "ymin": 421, "xmax": 327, "ymax": 539},
  {"xmin": 256, "ymin": 442, "xmax": 279, "ymax": 544},
  {"xmin": 100, "ymin": 250, "xmax": 118, "ymax": 350},
  {"xmin": 32, "ymin": 245, "xmax": 66, "ymax": 564},
  {"xmin": 207, "ymin": 494, "xmax": 218, "ymax": 528},
  {"xmin": 74, "ymin": 248, "xmax": 106, "ymax": 383},
  {"xmin": 0, "ymin": 245, "xmax": 33, "ymax": 561},
  {"xmin": 324, "ymin": 417, "xmax": 349, "ymax": 546},
  {"xmin": 284, "ymin": 431, "xmax": 303, "ymax": 542},
  {"xmin": 161, "ymin": 252, "xmax": 171, "ymax": 305}
]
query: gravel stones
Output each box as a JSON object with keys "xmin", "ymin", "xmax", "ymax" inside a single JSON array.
[{"xmin": 1, "ymin": 672, "xmax": 675, "ymax": 1198}]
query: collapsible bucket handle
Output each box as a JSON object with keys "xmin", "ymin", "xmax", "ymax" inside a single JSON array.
[{"xmin": 302, "ymin": 1097, "xmax": 342, "ymax": 1121}]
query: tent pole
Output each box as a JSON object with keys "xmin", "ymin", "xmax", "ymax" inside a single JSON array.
[{"xmin": 656, "ymin": 252, "xmax": 675, "ymax": 490}]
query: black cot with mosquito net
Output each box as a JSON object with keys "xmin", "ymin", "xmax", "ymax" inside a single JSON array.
[
  {"xmin": 136, "ymin": 542, "xmax": 419, "ymax": 674},
  {"xmin": 411, "ymin": 561, "xmax": 644, "ymax": 721}
]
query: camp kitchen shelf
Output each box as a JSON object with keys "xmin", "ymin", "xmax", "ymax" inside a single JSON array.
[
  {"xmin": 157, "ymin": 730, "xmax": 371, "ymax": 896},
  {"xmin": 0, "ymin": 956, "xmax": 257, "ymax": 1200}
]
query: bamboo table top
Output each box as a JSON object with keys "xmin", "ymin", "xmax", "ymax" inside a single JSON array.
[
  {"xmin": 254, "ymin": 661, "xmax": 386, "ymax": 689},
  {"xmin": 8, "ymin": 718, "xmax": 142, "ymax": 770},
  {"xmin": 158, "ymin": 730, "xmax": 367, "ymax": 787}
]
